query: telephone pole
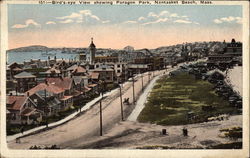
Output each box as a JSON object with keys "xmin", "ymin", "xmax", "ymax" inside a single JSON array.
[
  {"xmin": 132, "ymin": 76, "xmax": 135, "ymax": 105},
  {"xmin": 119, "ymin": 85, "xmax": 124, "ymax": 121},
  {"xmin": 148, "ymin": 72, "xmax": 150, "ymax": 82},
  {"xmin": 99, "ymin": 99, "xmax": 102, "ymax": 136},
  {"xmin": 99, "ymin": 81, "xmax": 104, "ymax": 136},
  {"xmin": 141, "ymin": 73, "xmax": 144, "ymax": 91}
]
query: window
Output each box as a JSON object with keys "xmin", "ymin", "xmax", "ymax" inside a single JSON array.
[
  {"xmin": 117, "ymin": 70, "xmax": 121, "ymax": 73},
  {"xmin": 117, "ymin": 64, "xmax": 120, "ymax": 68}
]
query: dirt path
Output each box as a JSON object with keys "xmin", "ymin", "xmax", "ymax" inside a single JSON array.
[{"xmin": 74, "ymin": 115, "xmax": 242, "ymax": 149}]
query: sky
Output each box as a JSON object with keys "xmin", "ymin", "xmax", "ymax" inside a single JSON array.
[{"xmin": 8, "ymin": 5, "xmax": 242, "ymax": 49}]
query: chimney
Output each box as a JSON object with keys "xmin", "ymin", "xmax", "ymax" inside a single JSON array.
[
  {"xmin": 27, "ymin": 92, "xmax": 29, "ymax": 97},
  {"xmin": 10, "ymin": 93, "xmax": 13, "ymax": 96},
  {"xmin": 45, "ymin": 79, "xmax": 48, "ymax": 85}
]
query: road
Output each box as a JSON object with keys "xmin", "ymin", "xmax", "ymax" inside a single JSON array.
[{"xmin": 8, "ymin": 68, "xmax": 167, "ymax": 149}]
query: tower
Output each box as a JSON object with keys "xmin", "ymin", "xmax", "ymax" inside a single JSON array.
[{"xmin": 88, "ymin": 37, "xmax": 96, "ymax": 64}]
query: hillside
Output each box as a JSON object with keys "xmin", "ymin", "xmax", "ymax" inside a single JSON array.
[{"xmin": 7, "ymin": 45, "xmax": 50, "ymax": 52}]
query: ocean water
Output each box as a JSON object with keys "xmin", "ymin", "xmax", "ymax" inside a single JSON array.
[{"xmin": 7, "ymin": 50, "xmax": 79, "ymax": 65}]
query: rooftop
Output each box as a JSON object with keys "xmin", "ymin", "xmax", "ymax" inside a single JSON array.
[
  {"xmin": 27, "ymin": 83, "xmax": 65, "ymax": 96},
  {"xmin": 46, "ymin": 77, "xmax": 73, "ymax": 90},
  {"xmin": 7, "ymin": 95, "xmax": 27, "ymax": 111},
  {"xmin": 14, "ymin": 71, "xmax": 36, "ymax": 78}
]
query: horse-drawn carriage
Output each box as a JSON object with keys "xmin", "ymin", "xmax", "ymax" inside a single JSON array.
[{"xmin": 123, "ymin": 98, "xmax": 130, "ymax": 105}]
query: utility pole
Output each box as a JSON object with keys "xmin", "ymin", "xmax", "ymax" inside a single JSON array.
[
  {"xmin": 148, "ymin": 72, "xmax": 150, "ymax": 82},
  {"xmin": 141, "ymin": 73, "xmax": 144, "ymax": 91},
  {"xmin": 99, "ymin": 81, "xmax": 103, "ymax": 136},
  {"xmin": 119, "ymin": 85, "xmax": 124, "ymax": 121},
  {"xmin": 99, "ymin": 98, "xmax": 102, "ymax": 136},
  {"xmin": 132, "ymin": 76, "xmax": 135, "ymax": 105}
]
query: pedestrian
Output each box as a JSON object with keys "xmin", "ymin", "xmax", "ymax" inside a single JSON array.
[
  {"xmin": 183, "ymin": 127, "xmax": 188, "ymax": 136},
  {"xmin": 20, "ymin": 126, "xmax": 24, "ymax": 135}
]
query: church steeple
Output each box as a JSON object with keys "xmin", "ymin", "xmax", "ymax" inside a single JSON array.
[
  {"xmin": 88, "ymin": 37, "xmax": 96, "ymax": 64},
  {"xmin": 89, "ymin": 37, "xmax": 96, "ymax": 48}
]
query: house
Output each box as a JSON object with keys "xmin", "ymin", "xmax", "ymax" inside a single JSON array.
[
  {"xmin": 73, "ymin": 76, "xmax": 85, "ymax": 92},
  {"xmin": 89, "ymin": 67, "xmax": 115, "ymax": 83},
  {"xmin": 6, "ymin": 95, "xmax": 43, "ymax": 125},
  {"xmin": 46, "ymin": 77, "xmax": 74, "ymax": 95},
  {"xmin": 7, "ymin": 62, "xmax": 23, "ymax": 80},
  {"xmin": 95, "ymin": 62, "xmax": 128, "ymax": 82},
  {"xmin": 71, "ymin": 66, "xmax": 87, "ymax": 76},
  {"xmin": 89, "ymin": 72, "xmax": 99, "ymax": 80},
  {"xmin": 127, "ymin": 64, "xmax": 149, "ymax": 77},
  {"xmin": 66, "ymin": 64, "xmax": 87, "ymax": 76},
  {"xmin": 46, "ymin": 77, "xmax": 74, "ymax": 109},
  {"xmin": 27, "ymin": 83, "xmax": 64, "ymax": 113},
  {"xmin": 14, "ymin": 71, "xmax": 37, "ymax": 93},
  {"xmin": 23, "ymin": 59, "xmax": 49, "ymax": 69},
  {"xmin": 26, "ymin": 82, "xmax": 73, "ymax": 114},
  {"xmin": 45, "ymin": 67, "xmax": 61, "ymax": 77}
]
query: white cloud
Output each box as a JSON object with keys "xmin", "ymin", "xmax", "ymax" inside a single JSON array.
[
  {"xmin": 56, "ymin": 10, "xmax": 108, "ymax": 24},
  {"xmin": 122, "ymin": 10, "xmax": 199, "ymax": 26},
  {"xmin": 59, "ymin": 19, "xmax": 74, "ymax": 24},
  {"xmin": 124, "ymin": 20, "xmax": 137, "ymax": 24},
  {"xmin": 159, "ymin": 10, "xmax": 169, "ymax": 17},
  {"xmin": 148, "ymin": 12, "xmax": 159, "ymax": 18},
  {"xmin": 11, "ymin": 19, "xmax": 41, "ymax": 29},
  {"xmin": 102, "ymin": 20, "xmax": 110, "ymax": 24},
  {"xmin": 170, "ymin": 13, "xmax": 179, "ymax": 18},
  {"xmin": 213, "ymin": 16, "xmax": 242, "ymax": 24},
  {"xmin": 46, "ymin": 21, "xmax": 56, "ymax": 25},
  {"xmin": 79, "ymin": 10, "xmax": 92, "ymax": 15},
  {"xmin": 174, "ymin": 19, "xmax": 192, "ymax": 24},
  {"xmin": 138, "ymin": 16, "xmax": 146, "ymax": 21},
  {"xmin": 213, "ymin": 19, "xmax": 222, "ymax": 24},
  {"xmin": 57, "ymin": 12, "xmax": 82, "ymax": 20},
  {"xmin": 142, "ymin": 18, "xmax": 168, "ymax": 25},
  {"xmin": 90, "ymin": 15, "xmax": 100, "ymax": 21},
  {"xmin": 11, "ymin": 24, "xmax": 27, "ymax": 29}
]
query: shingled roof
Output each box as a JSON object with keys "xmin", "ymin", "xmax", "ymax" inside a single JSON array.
[
  {"xmin": 46, "ymin": 77, "xmax": 73, "ymax": 91},
  {"xmin": 72, "ymin": 66, "xmax": 86, "ymax": 73},
  {"xmin": 27, "ymin": 83, "xmax": 64, "ymax": 96},
  {"xmin": 45, "ymin": 67, "xmax": 61, "ymax": 74},
  {"xmin": 7, "ymin": 95, "xmax": 27, "ymax": 111},
  {"xmin": 14, "ymin": 71, "xmax": 36, "ymax": 78}
]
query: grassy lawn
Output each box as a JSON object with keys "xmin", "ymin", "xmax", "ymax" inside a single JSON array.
[{"xmin": 137, "ymin": 72, "xmax": 240, "ymax": 125}]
